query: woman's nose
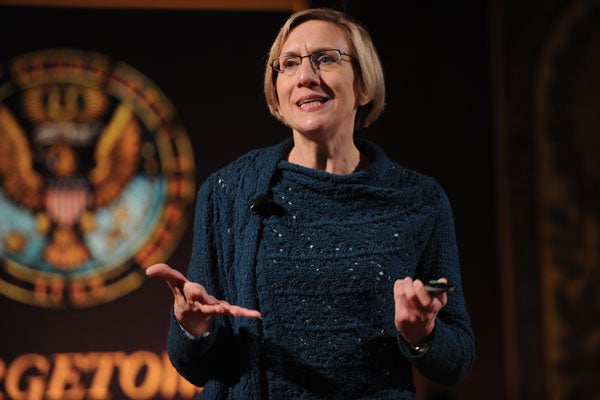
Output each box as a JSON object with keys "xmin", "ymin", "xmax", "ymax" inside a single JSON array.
[{"xmin": 295, "ymin": 57, "xmax": 320, "ymax": 85}]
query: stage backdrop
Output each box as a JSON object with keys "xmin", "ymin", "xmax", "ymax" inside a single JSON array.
[
  {"xmin": 0, "ymin": 6, "xmax": 296, "ymax": 399},
  {"xmin": 0, "ymin": 3, "xmax": 498, "ymax": 400}
]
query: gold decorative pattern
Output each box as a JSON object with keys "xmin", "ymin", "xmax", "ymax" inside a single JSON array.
[
  {"xmin": 533, "ymin": 0, "xmax": 600, "ymax": 398},
  {"xmin": 0, "ymin": 48, "xmax": 196, "ymax": 308}
]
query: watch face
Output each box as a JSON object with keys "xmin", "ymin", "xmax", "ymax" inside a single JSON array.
[{"xmin": 408, "ymin": 337, "xmax": 433, "ymax": 354}]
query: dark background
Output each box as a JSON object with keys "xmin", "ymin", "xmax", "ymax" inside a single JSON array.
[{"xmin": 0, "ymin": 2, "xmax": 499, "ymax": 399}]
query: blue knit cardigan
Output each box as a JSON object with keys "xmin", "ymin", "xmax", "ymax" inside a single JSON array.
[{"xmin": 167, "ymin": 138, "xmax": 475, "ymax": 399}]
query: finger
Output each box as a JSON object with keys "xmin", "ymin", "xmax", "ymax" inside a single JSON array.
[
  {"xmin": 146, "ymin": 263, "xmax": 187, "ymax": 288},
  {"xmin": 182, "ymin": 286, "xmax": 261, "ymax": 318},
  {"xmin": 402, "ymin": 277, "xmax": 420, "ymax": 302},
  {"xmin": 398, "ymin": 277, "xmax": 414, "ymax": 295},
  {"xmin": 432, "ymin": 277, "xmax": 449, "ymax": 306},
  {"xmin": 393, "ymin": 278, "xmax": 405, "ymax": 298},
  {"xmin": 433, "ymin": 291, "xmax": 448, "ymax": 308},
  {"xmin": 413, "ymin": 279, "xmax": 433, "ymax": 307},
  {"xmin": 228, "ymin": 305, "xmax": 262, "ymax": 319},
  {"xmin": 198, "ymin": 301, "xmax": 262, "ymax": 319},
  {"xmin": 394, "ymin": 277, "xmax": 419, "ymax": 305}
]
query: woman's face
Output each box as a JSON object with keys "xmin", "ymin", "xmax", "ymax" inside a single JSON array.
[{"xmin": 275, "ymin": 20, "xmax": 369, "ymax": 142}]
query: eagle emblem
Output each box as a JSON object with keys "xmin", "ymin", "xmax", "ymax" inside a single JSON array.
[
  {"xmin": 0, "ymin": 92, "xmax": 140, "ymax": 268},
  {"xmin": 0, "ymin": 49, "xmax": 195, "ymax": 308}
]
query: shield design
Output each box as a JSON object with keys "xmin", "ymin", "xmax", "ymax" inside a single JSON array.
[{"xmin": 45, "ymin": 179, "xmax": 90, "ymax": 227}]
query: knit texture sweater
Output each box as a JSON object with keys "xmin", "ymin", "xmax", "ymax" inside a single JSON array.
[{"xmin": 167, "ymin": 138, "xmax": 475, "ymax": 399}]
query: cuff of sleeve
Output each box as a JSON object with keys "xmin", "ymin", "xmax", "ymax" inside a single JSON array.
[{"xmin": 176, "ymin": 317, "xmax": 213, "ymax": 340}]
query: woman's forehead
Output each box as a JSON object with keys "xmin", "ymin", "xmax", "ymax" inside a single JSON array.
[{"xmin": 281, "ymin": 20, "xmax": 349, "ymax": 53}]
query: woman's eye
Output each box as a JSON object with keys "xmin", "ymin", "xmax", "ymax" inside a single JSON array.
[
  {"xmin": 283, "ymin": 58, "xmax": 300, "ymax": 68},
  {"xmin": 317, "ymin": 55, "xmax": 335, "ymax": 65}
]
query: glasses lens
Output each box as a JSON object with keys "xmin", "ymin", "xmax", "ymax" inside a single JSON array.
[
  {"xmin": 272, "ymin": 50, "xmax": 345, "ymax": 75},
  {"xmin": 311, "ymin": 50, "xmax": 342, "ymax": 70},
  {"xmin": 273, "ymin": 55, "xmax": 301, "ymax": 74}
]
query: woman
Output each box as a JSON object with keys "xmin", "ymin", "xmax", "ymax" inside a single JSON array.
[{"xmin": 148, "ymin": 7, "xmax": 475, "ymax": 399}]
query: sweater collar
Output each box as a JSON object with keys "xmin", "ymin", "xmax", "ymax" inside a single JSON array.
[{"xmin": 263, "ymin": 136, "xmax": 394, "ymax": 182}]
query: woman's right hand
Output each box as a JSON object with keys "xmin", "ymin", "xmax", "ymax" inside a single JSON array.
[{"xmin": 146, "ymin": 263, "xmax": 262, "ymax": 336}]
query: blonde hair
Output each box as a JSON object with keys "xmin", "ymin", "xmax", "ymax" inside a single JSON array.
[{"xmin": 264, "ymin": 8, "xmax": 386, "ymax": 130}]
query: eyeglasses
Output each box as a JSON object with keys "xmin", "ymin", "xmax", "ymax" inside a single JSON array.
[{"xmin": 271, "ymin": 49, "xmax": 355, "ymax": 76}]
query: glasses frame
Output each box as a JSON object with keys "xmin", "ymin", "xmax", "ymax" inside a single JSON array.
[{"xmin": 270, "ymin": 49, "xmax": 356, "ymax": 75}]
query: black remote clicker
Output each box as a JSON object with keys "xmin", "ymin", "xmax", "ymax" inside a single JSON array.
[{"xmin": 425, "ymin": 280, "xmax": 455, "ymax": 295}]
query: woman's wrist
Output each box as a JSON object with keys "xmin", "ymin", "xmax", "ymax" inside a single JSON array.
[{"xmin": 176, "ymin": 316, "xmax": 214, "ymax": 339}]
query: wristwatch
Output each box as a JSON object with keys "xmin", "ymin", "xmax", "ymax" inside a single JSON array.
[{"xmin": 408, "ymin": 339, "xmax": 432, "ymax": 354}]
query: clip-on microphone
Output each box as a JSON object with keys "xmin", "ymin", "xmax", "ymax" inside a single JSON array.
[{"xmin": 250, "ymin": 193, "xmax": 286, "ymax": 218}]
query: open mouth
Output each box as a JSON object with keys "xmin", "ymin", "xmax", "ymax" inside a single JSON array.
[{"xmin": 297, "ymin": 97, "xmax": 328, "ymax": 108}]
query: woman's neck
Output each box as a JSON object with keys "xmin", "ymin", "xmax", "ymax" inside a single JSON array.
[{"xmin": 287, "ymin": 133, "xmax": 367, "ymax": 175}]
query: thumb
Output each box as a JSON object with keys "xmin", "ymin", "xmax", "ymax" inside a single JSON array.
[{"xmin": 146, "ymin": 263, "xmax": 187, "ymax": 287}]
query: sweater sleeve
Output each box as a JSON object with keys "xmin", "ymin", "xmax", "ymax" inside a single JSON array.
[
  {"xmin": 166, "ymin": 175, "xmax": 242, "ymax": 387},
  {"xmin": 400, "ymin": 183, "xmax": 476, "ymax": 385},
  {"xmin": 166, "ymin": 143, "xmax": 287, "ymax": 392}
]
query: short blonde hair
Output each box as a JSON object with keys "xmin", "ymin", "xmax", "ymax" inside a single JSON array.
[{"xmin": 264, "ymin": 8, "xmax": 386, "ymax": 130}]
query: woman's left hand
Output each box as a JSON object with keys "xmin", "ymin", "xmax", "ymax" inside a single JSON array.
[{"xmin": 393, "ymin": 277, "xmax": 448, "ymax": 346}]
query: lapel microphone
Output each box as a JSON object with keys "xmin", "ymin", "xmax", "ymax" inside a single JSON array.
[{"xmin": 250, "ymin": 193, "xmax": 286, "ymax": 218}]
